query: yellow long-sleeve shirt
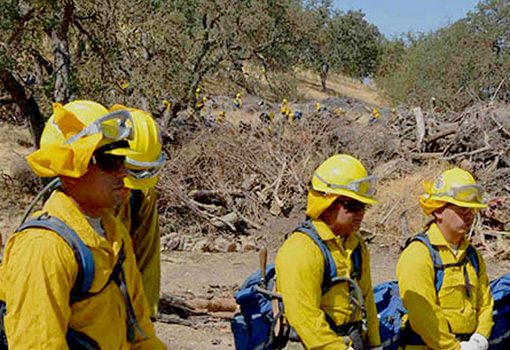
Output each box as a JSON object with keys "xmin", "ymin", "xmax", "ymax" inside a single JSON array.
[
  {"xmin": 397, "ymin": 223, "xmax": 493, "ymax": 350},
  {"xmin": 275, "ymin": 219, "xmax": 381, "ymax": 350},
  {"xmin": 118, "ymin": 188, "xmax": 160, "ymax": 318},
  {"xmin": 0, "ymin": 190, "xmax": 166, "ymax": 350}
]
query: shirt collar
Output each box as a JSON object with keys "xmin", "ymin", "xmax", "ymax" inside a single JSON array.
[
  {"xmin": 310, "ymin": 219, "xmax": 360, "ymax": 250},
  {"xmin": 427, "ymin": 222, "xmax": 470, "ymax": 255},
  {"xmin": 38, "ymin": 190, "xmax": 123, "ymax": 252}
]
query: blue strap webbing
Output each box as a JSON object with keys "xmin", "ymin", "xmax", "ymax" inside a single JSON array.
[
  {"xmin": 409, "ymin": 233, "xmax": 444, "ymax": 292},
  {"xmin": 407, "ymin": 233, "xmax": 480, "ymax": 294},
  {"xmin": 16, "ymin": 214, "xmax": 147, "ymax": 343},
  {"xmin": 295, "ymin": 221, "xmax": 336, "ymax": 294},
  {"xmin": 16, "ymin": 214, "xmax": 95, "ymax": 300},
  {"xmin": 294, "ymin": 220, "xmax": 363, "ymax": 293},
  {"xmin": 351, "ymin": 244, "xmax": 363, "ymax": 281}
]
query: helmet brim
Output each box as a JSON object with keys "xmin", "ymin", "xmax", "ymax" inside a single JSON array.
[
  {"xmin": 430, "ymin": 196, "xmax": 487, "ymax": 209},
  {"xmin": 326, "ymin": 188, "xmax": 379, "ymax": 205}
]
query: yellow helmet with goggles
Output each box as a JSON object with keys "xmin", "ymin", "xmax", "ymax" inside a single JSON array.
[
  {"xmin": 109, "ymin": 105, "xmax": 166, "ymax": 190},
  {"xmin": 307, "ymin": 154, "xmax": 378, "ymax": 219},
  {"xmin": 29, "ymin": 100, "xmax": 140, "ymax": 178},
  {"xmin": 420, "ymin": 168, "xmax": 487, "ymax": 215}
]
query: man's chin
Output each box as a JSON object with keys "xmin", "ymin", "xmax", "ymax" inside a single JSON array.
[{"xmin": 112, "ymin": 188, "xmax": 130, "ymax": 206}]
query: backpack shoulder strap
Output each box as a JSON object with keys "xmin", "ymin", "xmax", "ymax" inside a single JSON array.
[
  {"xmin": 350, "ymin": 243, "xmax": 362, "ymax": 281},
  {"xmin": 404, "ymin": 233, "xmax": 444, "ymax": 292},
  {"xmin": 295, "ymin": 220, "xmax": 336, "ymax": 293},
  {"xmin": 465, "ymin": 245, "xmax": 480, "ymax": 276},
  {"xmin": 16, "ymin": 213, "xmax": 95, "ymax": 302},
  {"xmin": 130, "ymin": 189, "xmax": 143, "ymax": 219}
]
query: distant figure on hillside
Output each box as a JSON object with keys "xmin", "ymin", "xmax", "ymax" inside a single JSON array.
[
  {"xmin": 397, "ymin": 168, "xmax": 493, "ymax": 350},
  {"xmin": 289, "ymin": 110, "xmax": 302, "ymax": 123},
  {"xmin": 280, "ymin": 98, "xmax": 290, "ymax": 118},
  {"xmin": 390, "ymin": 108, "xmax": 397, "ymax": 122},
  {"xmin": 335, "ymin": 107, "xmax": 345, "ymax": 117},
  {"xmin": 0, "ymin": 100, "xmax": 166, "ymax": 349},
  {"xmin": 196, "ymin": 96, "xmax": 207, "ymax": 114},
  {"xmin": 234, "ymin": 92, "xmax": 242, "ymax": 109},
  {"xmin": 316, "ymin": 102, "xmax": 326, "ymax": 113},
  {"xmin": 369, "ymin": 108, "xmax": 380, "ymax": 123}
]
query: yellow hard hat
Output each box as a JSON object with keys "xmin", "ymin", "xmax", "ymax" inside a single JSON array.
[
  {"xmin": 307, "ymin": 154, "xmax": 378, "ymax": 219},
  {"xmin": 120, "ymin": 80, "xmax": 130, "ymax": 90},
  {"xmin": 236, "ymin": 92, "xmax": 242, "ymax": 98},
  {"xmin": 283, "ymin": 98, "xmax": 288, "ymax": 103},
  {"xmin": 196, "ymin": 87, "xmax": 201, "ymax": 93},
  {"xmin": 110, "ymin": 105, "xmax": 165, "ymax": 189},
  {"xmin": 419, "ymin": 168, "xmax": 487, "ymax": 215},
  {"xmin": 30, "ymin": 100, "xmax": 140, "ymax": 178}
]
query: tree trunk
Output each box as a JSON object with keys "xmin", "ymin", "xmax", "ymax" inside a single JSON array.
[
  {"xmin": 0, "ymin": 66, "xmax": 45, "ymax": 148},
  {"xmin": 52, "ymin": 1, "xmax": 74, "ymax": 104},
  {"xmin": 321, "ymin": 62, "xmax": 328, "ymax": 92}
]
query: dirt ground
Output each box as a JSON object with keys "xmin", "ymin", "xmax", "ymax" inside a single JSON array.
[{"xmin": 155, "ymin": 234, "xmax": 510, "ymax": 349}]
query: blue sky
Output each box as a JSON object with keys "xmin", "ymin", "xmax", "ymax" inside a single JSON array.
[{"xmin": 333, "ymin": 0, "xmax": 481, "ymax": 38}]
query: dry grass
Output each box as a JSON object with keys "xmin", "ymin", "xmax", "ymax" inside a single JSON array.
[
  {"xmin": 0, "ymin": 123, "xmax": 32, "ymax": 176},
  {"xmin": 363, "ymin": 161, "xmax": 449, "ymax": 245},
  {"xmin": 205, "ymin": 64, "xmax": 389, "ymax": 108},
  {"xmin": 0, "ymin": 123, "xmax": 39, "ymax": 241},
  {"xmin": 296, "ymin": 69, "xmax": 390, "ymax": 107}
]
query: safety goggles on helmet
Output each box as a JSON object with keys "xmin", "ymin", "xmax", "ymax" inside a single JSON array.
[
  {"xmin": 430, "ymin": 184, "xmax": 484, "ymax": 203},
  {"xmin": 125, "ymin": 152, "xmax": 166, "ymax": 180},
  {"xmin": 313, "ymin": 173, "xmax": 377, "ymax": 197},
  {"xmin": 65, "ymin": 109, "xmax": 134, "ymax": 145},
  {"xmin": 126, "ymin": 153, "xmax": 166, "ymax": 169},
  {"xmin": 127, "ymin": 166, "xmax": 163, "ymax": 180}
]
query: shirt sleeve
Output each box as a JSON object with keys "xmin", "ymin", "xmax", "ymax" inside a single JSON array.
[
  {"xmin": 474, "ymin": 252, "xmax": 494, "ymax": 338},
  {"xmin": 2, "ymin": 230, "xmax": 77, "ymax": 350},
  {"xmin": 397, "ymin": 242, "xmax": 459, "ymax": 350},
  {"xmin": 358, "ymin": 240, "xmax": 381, "ymax": 347},
  {"xmin": 119, "ymin": 227, "xmax": 167, "ymax": 350},
  {"xmin": 129, "ymin": 188, "xmax": 161, "ymax": 318},
  {"xmin": 276, "ymin": 233, "xmax": 349, "ymax": 350}
]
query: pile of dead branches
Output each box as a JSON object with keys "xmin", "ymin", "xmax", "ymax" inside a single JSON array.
[
  {"xmin": 157, "ymin": 110, "xmax": 400, "ymax": 252},
  {"xmin": 389, "ymin": 103, "xmax": 510, "ymax": 254},
  {"xmin": 156, "ymin": 100, "xmax": 510, "ymax": 257}
]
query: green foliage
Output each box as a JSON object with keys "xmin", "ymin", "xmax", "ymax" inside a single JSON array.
[
  {"xmin": 0, "ymin": 0, "xmax": 386, "ymax": 118},
  {"xmin": 376, "ymin": 0, "xmax": 510, "ymax": 110},
  {"xmin": 325, "ymin": 10, "xmax": 382, "ymax": 78},
  {"xmin": 297, "ymin": 5, "xmax": 382, "ymax": 79}
]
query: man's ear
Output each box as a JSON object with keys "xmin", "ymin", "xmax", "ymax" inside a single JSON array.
[{"xmin": 433, "ymin": 206, "xmax": 445, "ymax": 222}]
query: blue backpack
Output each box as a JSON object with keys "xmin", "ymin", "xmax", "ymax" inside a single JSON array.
[
  {"xmin": 374, "ymin": 281, "xmax": 405, "ymax": 350},
  {"xmin": 375, "ymin": 233, "xmax": 481, "ymax": 350},
  {"xmin": 231, "ymin": 220, "xmax": 363, "ymax": 350},
  {"xmin": 488, "ymin": 273, "xmax": 510, "ymax": 349},
  {"xmin": 376, "ymin": 272, "xmax": 510, "ymax": 350}
]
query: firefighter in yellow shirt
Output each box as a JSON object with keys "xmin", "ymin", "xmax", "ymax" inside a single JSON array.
[
  {"xmin": 276, "ymin": 154, "xmax": 382, "ymax": 350},
  {"xmin": 397, "ymin": 168, "xmax": 493, "ymax": 350},
  {"xmin": 40, "ymin": 103, "xmax": 166, "ymax": 320},
  {"xmin": 0, "ymin": 100, "xmax": 166, "ymax": 349},
  {"xmin": 110, "ymin": 105, "xmax": 165, "ymax": 319}
]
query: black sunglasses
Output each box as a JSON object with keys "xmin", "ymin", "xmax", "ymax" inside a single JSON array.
[
  {"xmin": 90, "ymin": 152, "xmax": 126, "ymax": 173},
  {"xmin": 335, "ymin": 199, "xmax": 367, "ymax": 213}
]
